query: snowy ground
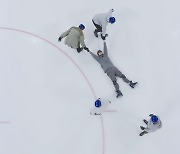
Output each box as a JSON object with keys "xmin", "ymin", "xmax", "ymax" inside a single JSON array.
[{"xmin": 0, "ymin": 0, "xmax": 180, "ymax": 154}]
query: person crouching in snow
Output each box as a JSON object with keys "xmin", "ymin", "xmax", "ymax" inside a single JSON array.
[
  {"xmin": 92, "ymin": 9, "xmax": 116, "ymax": 40},
  {"xmin": 90, "ymin": 98, "xmax": 111, "ymax": 115},
  {"xmin": 139, "ymin": 114, "xmax": 162, "ymax": 136},
  {"xmin": 58, "ymin": 24, "xmax": 89, "ymax": 53}
]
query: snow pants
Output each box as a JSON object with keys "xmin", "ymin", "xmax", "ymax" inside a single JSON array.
[
  {"xmin": 92, "ymin": 20, "xmax": 102, "ymax": 33},
  {"xmin": 106, "ymin": 67, "xmax": 130, "ymax": 92}
]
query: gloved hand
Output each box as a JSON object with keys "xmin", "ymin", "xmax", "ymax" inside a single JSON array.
[
  {"xmin": 101, "ymin": 34, "xmax": 106, "ymax": 40},
  {"xmin": 101, "ymin": 34, "xmax": 108, "ymax": 40},
  {"xmin": 58, "ymin": 37, "xmax": 62, "ymax": 42},
  {"xmin": 149, "ymin": 114, "xmax": 154, "ymax": 117},
  {"xmin": 84, "ymin": 47, "xmax": 90, "ymax": 52}
]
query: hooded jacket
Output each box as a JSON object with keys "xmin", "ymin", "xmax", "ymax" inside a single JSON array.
[
  {"xmin": 144, "ymin": 116, "xmax": 162, "ymax": 133},
  {"xmin": 92, "ymin": 9, "xmax": 114, "ymax": 36},
  {"xmin": 60, "ymin": 27, "xmax": 86, "ymax": 49}
]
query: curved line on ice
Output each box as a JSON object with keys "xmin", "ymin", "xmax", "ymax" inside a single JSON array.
[
  {"xmin": 0, "ymin": 27, "xmax": 105, "ymax": 154},
  {"xmin": 0, "ymin": 27, "xmax": 96, "ymax": 99}
]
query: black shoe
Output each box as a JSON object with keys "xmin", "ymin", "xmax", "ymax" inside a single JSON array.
[
  {"xmin": 94, "ymin": 113, "xmax": 101, "ymax": 115},
  {"xmin": 140, "ymin": 126, "xmax": 145, "ymax": 130},
  {"xmin": 94, "ymin": 30, "xmax": 98, "ymax": 37},
  {"xmin": 116, "ymin": 90, "xmax": 123, "ymax": 98},
  {"xmin": 77, "ymin": 47, "xmax": 83, "ymax": 53},
  {"xmin": 129, "ymin": 81, "xmax": 138, "ymax": 88},
  {"xmin": 143, "ymin": 119, "xmax": 148, "ymax": 125},
  {"xmin": 139, "ymin": 131, "xmax": 148, "ymax": 136}
]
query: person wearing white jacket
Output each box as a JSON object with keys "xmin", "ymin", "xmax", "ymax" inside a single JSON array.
[
  {"xmin": 58, "ymin": 24, "xmax": 89, "ymax": 53},
  {"xmin": 92, "ymin": 9, "xmax": 116, "ymax": 40},
  {"xmin": 139, "ymin": 114, "xmax": 162, "ymax": 136},
  {"xmin": 90, "ymin": 98, "xmax": 111, "ymax": 115}
]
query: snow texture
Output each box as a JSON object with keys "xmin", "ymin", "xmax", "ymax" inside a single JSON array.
[{"xmin": 0, "ymin": 0, "xmax": 180, "ymax": 154}]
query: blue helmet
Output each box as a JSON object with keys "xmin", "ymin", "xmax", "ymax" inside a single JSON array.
[
  {"xmin": 79, "ymin": 24, "xmax": 85, "ymax": 30},
  {"xmin": 151, "ymin": 115, "xmax": 159, "ymax": 124},
  {"xmin": 95, "ymin": 99, "xmax": 101, "ymax": 108},
  {"xmin": 109, "ymin": 17, "xmax": 116, "ymax": 24}
]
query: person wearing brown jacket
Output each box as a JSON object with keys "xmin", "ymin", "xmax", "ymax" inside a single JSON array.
[{"xmin": 58, "ymin": 24, "xmax": 89, "ymax": 53}]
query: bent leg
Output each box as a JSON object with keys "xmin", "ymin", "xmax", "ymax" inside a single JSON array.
[
  {"xmin": 115, "ymin": 68, "xmax": 130, "ymax": 83},
  {"xmin": 92, "ymin": 20, "xmax": 102, "ymax": 32},
  {"xmin": 107, "ymin": 69, "xmax": 120, "ymax": 92}
]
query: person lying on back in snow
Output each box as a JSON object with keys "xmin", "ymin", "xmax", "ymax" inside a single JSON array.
[
  {"xmin": 58, "ymin": 24, "xmax": 89, "ymax": 53},
  {"xmin": 92, "ymin": 9, "xmax": 116, "ymax": 40},
  {"xmin": 87, "ymin": 41, "xmax": 137, "ymax": 98}
]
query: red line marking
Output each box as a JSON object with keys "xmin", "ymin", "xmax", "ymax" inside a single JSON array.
[
  {"xmin": 0, "ymin": 27, "xmax": 107, "ymax": 154},
  {"xmin": 0, "ymin": 27, "xmax": 97, "ymax": 99},
  {"xmin": 0, "ymin": 121, "xmax": 10, "ymax": 124},
  {"xmin": 100, "ymin": 115, "xmax": 105, "ymax": 154}
]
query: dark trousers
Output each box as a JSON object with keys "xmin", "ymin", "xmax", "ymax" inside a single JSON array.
[
  {"xmin": 92, "ymin": 20, "xmax": 102, "ymax": 32},
  {"xmin": 106, "ymin": 67, "xmax": 130, "ymax": 92}
]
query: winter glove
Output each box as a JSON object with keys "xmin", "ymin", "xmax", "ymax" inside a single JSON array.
[
  {"xmin": 101, "ymin": 34, "xmax": 106, "ymax": 40},
  {"xmin": 149, "ymin": 114, "xmax": 154, "ymax": 117},
  {"xmin": 101, "ymin": 34, "xmax": 108, "ymax": 40},
  {"xmin": 58, "ymin": 37, "xmax": 62, "ymax": 42},
  {"xmin": 84, "ymin": 47, "xmax": 90, "ymax": 52}
]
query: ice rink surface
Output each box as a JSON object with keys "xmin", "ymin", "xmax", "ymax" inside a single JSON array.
[{"xmin": 0, "ymin": 0, "xmax": 180, "ymax": 154}]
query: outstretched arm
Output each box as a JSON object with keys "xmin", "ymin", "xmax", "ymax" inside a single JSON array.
[
  {"xmin": 60, "ymin": 28, "xmax": 71, "ymax": 39},
  {"xmin": 103, "ymin": 41, "xmax": 108, "ymax": 56},
  {"xmin": 89, "ymin": 51, "xmax": 100, "ymax": 62}
]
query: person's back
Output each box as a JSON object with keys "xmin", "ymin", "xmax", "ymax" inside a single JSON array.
[
  {"xmin": 93, "ymin": 12, "xmax": 108, "ymax": 27},
  {"xmin": 92, "ymin": 9, "xmax": 115, "ymax": 38},
  {"xmin": 64, "ymin": 27, "xmax": 84, "ymax": 48},
  {"xmin": 58, "ymin": 24, "xmax": 89, "ymax": 53},
  {"xmin": 60, "ymin": 27, "xmax": 84, "ymax": 48},
  {"xmin": 140, "ymin": 114, "xmax": 162, "ymax": 136},
  {"xmin": 93, "ymin": 9, "xmax": 113, "ymax": 26},
  {"xmin": 145, "ymin": 116, "xmax": 162, "ymax": 133}
]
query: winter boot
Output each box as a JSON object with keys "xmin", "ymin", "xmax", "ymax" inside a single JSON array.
[
  {"xmin": 129, "ymin": 81, "xmax": 138, "ymax": 88},
  {"xmin": 94, "ymin": 113, "xmax": 101, "ymax": 115},
  {"xmin": 140, "ymin": 126, "xmax": 145, "ymax": 130},
  {"xmin": 77, "ymin": 47, "xmax": 83, "ymax": 53},
  {"xmin": 143, "ymin": 119, "xmax": 148, "ymax": 125},
  {"xmin": 94, "ymin": 29, "xmax": 98, "ymax": 37},
  {"xmin": 139, "ymin": 131, "xmax": 148, "ymax": 136},
  {"xmin": 116, "ymin": 90, "xmax": 123, "ymax": 98}
]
